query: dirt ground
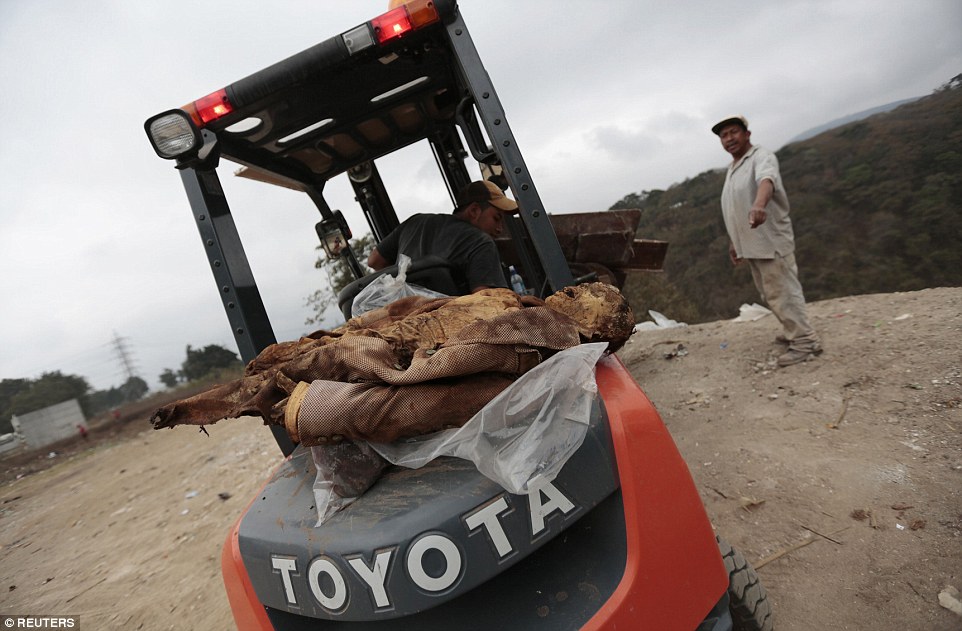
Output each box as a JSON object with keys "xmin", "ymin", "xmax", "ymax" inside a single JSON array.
[{"xmin": 1, "ymin": 287, "xmax": 960, "ymax": 630}]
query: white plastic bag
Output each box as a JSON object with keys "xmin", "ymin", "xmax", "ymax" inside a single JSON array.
[
  {"xmin": 351, "ymin": 254, "xmax": 448, "ymax": 317},
  {"xmin": 633, "ymin": 309, "xmax": 687, "ymax": 332},
  {"xmin": 733, "ymin": 303, "xmax": 772, "ymax": 322},
  {"xmin": 367, "ymin": 343, "xmax": 608, "ymax": 495}
]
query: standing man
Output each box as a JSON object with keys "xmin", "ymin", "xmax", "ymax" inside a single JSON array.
[
  {"xmin": 712, "ymin": 115, "xmax": 822, "ymax": 367},
  {"xmin": 367, "ymin": 180, "xmax": 517, "ymax": 294}
]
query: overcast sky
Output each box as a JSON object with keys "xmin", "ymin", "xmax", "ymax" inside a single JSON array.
[{"xmin": 1, "ymin": 0, "xmax": 959, "ymax": 394}]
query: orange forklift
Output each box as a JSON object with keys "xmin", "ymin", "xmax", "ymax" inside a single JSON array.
[{"xmin": 144, "ymin": 1, "xmax": 771, "ymax": 628}]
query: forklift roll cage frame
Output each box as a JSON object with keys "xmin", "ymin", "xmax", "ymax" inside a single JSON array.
[{"xmin": 160, "ymin": 0, "xmax": 574, "ymax": 456}]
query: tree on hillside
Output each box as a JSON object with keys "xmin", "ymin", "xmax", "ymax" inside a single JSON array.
[
  {"xmin": 305, "ymin": 233, "xmax": 375, "ymax": 326},
  {"xmin": 0, "ymin": 378, "xmax": 30, "ymax": 434},
  {"xmin": 120, "ymin": 376, "xmax": 149, "ymax": 402},
  {"xmin": 7, "ymin": 372, "xmax": 91, "ymax": 418},
  {"xmin": 610, "ymin": 191, "xmax": 649, "ymax": 210},
  {"xmin": 178, "ymin": 344, "xmax": 241, "ymax": 382},
  {"xmin": 937, "ymin": 73, "xmax": 961, "ymax": 91},
  {"xmin": 159, "ymin": 369, "xmax": 179, "ymax": 389},
  {"xmin": 86, "ymin": 376, "xmax": 151, "ymax": 415}
]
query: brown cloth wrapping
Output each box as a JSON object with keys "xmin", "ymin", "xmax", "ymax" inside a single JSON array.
[
  {"xmin": 288, "ymin": 374, "xmax": 517, "ymax": 445},
  {"xmin": 150, "ymin": 283, "xmax": 633, "ymax": 444}
]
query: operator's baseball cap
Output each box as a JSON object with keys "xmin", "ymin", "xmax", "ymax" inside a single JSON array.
[
  {"xmin": 711, "ymin": 115, "xmax": 749, "ymax": 135},
  {"xmin": 457, "ymin": 180, "xmax": 519, "ymax": 212}
]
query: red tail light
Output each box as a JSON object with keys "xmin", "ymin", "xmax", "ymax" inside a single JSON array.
[
  {"xmin": 372, "ymin": 7, "xmax": 413, "ymax": 44},
  {"xmin": 185, "ymin": 88, "xmax": 234, "ymax": 127},
  {"xmin": 370, "ymin": 1, "xmax": 438, "ymax": 45}
]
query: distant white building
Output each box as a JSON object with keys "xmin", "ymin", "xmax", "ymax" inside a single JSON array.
[
  {"xmin": 10, "ymin": 399, "xmax": 87, "ymax": 450},
  {"xmin": 0, "ymin": 432, "xmax": 20, "ymax": 456}
]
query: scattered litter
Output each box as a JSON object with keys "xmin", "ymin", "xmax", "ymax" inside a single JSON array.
[
  {"xmin": 909, "ymin": 519, "xmax": 926, "ymax": 531},
  {"xmin": 681, "ymin": 393, "xmax": 711, "ymax": 409},
  {"xmin": 753, "ymin": 526, "xmax": 851, "ymax": 570},
  {"xmin": 184, "ymin": 490, "xmax": 199, "ymax": 499},
  {"xmin": 891, "ymin": 503, "xmax": 914, "ymax": 511},
  {"xmin": 664, "ymin": 343, "xmax": 688, "ymax": 360},
  {"xmin": 798, "ymin": 523, "xmax": 845, "ymax": 545},
  {"xmin": 754, "ymin": 535, "xmax": 815, "ymax": 569},
  {"xmin": 893, "ymin": 313, "xmax": 913, "ymax": 321},
  {"xmin": 180, "ymin": 509, "xmax": 190, "ymax": 516},
  {"xmin": 740, "ymin": 496, "xmax": 766, "ymax": 512},
  {"xmin": 939, "ymin": 586, "xmax": 962, "ymax": 616},
  {"xmin": 733, "ymin": 303, "xmax": 772, "ymax": 322},
  {"xmin": 767, "ymin": 394, "xmax": 779, "ymax": 400},
  {"xmin": 217, "ymin": 492, "xmax": 232, "ymax": 501},
  {"xmin": 634, "ymin": 310, "xmax": 688, "ymax": 332},
  {"xmin": 905, "ymin": 383, "xmax": 923, "ymax": 390},
  {"xmin": 8, "ymin": 585, "xmax": 15, "ymax": 592},
  {"xmin": 899, "ymin": 441, "xmax": 926, "ymax": 453},
  {"xmin": 47, "ymin": 452, "xmax": 57, "ymax": 459},
  {"xmin": 41, "ymin": 578, "xmax": 54, "ymax": 585},
  {"xmin": 896, "ymin": 523, "xmax": 905, "ymax": 530},
  {"xmin": 827, "ymin": 399, "xmax": 849, "ymax": 430},
  {"xmin": 850, "ymin": 508, "xmax": 880, "ymax": 528},
  {"xmin": 719, "ymin": 342, "xmax": 728, "ymax": 350}
]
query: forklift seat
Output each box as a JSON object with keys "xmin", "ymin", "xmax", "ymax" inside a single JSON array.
[{"xmin": 337, "ymin": 256, "xmax": 462, "ymax": 321}]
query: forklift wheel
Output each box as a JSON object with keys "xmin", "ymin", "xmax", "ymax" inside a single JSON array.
[{"xmin": 717, "ymin": 536, "xmax": 774, "ymax": 631}]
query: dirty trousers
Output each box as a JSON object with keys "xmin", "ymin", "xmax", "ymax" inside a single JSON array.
[{"xmin": 747, "ymin": 253, "xmax": 820, "ymax": 350}]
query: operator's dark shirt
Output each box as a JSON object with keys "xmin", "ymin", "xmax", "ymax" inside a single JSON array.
[{"xmin": 375, "ymin": 214, "xmax": 507, "ymax": 293}]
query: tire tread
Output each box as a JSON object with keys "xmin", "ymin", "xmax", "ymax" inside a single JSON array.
[{"xmin": 717, "ymin": 536, "xmax": 774, "ymax": 631}]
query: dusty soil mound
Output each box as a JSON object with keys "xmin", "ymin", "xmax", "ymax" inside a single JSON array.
[
  {"xmin": 1, "ymin": 287, "xmax": 959, "ymax": 630},
  {"xmin": 619, "ymin": 286, "xmax": 961, "ymax": 631}
]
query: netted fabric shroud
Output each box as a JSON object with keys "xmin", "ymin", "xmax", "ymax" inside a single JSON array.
[{"xmin": 149, "ymin": 283, "xmax": 634, "ymax": 444}]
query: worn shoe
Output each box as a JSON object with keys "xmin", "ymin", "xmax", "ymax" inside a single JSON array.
[
  {"xmin": 775, "ymin": 334, "xmax": 791, "ymax": 345},
  {"xmin": 777, "ymin": 346, "xmax": 823, "ymax": 367}
]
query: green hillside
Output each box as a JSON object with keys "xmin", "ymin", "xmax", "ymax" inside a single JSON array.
[{"xmin": 616, "ymin": 79, "xmax": 962, "ymax": 324}]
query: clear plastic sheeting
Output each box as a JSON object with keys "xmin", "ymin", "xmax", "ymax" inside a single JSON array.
[
  {"xmin": 311, "ymin": 440, "xmax": 388, "ymax": 526},
  {"xmin": 351, "ymin": 254, "xmax": 448, "ymax": 317},
  {"xmin": 368, "ymin": 342, "xmax": 608, "ymax": 495}
]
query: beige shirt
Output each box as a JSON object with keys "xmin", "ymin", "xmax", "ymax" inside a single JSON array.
[{"xmin": 721, "ymin": 145, "xmax": 795, "ymax": 259}]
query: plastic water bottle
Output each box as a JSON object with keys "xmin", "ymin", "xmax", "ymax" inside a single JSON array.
[{"xmin": 508, "ymin": 265, "xmax": 526, "ymax": 295}]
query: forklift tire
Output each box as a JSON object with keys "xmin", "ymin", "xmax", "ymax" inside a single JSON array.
[{"xmin": 717, "ymin": 536, "xmax": 773, "ymax": 631}]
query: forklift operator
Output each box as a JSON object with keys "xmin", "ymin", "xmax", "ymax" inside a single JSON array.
[{"xmin": 366, "ymin": 180, "xmax": 518, "ymax": 293}]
